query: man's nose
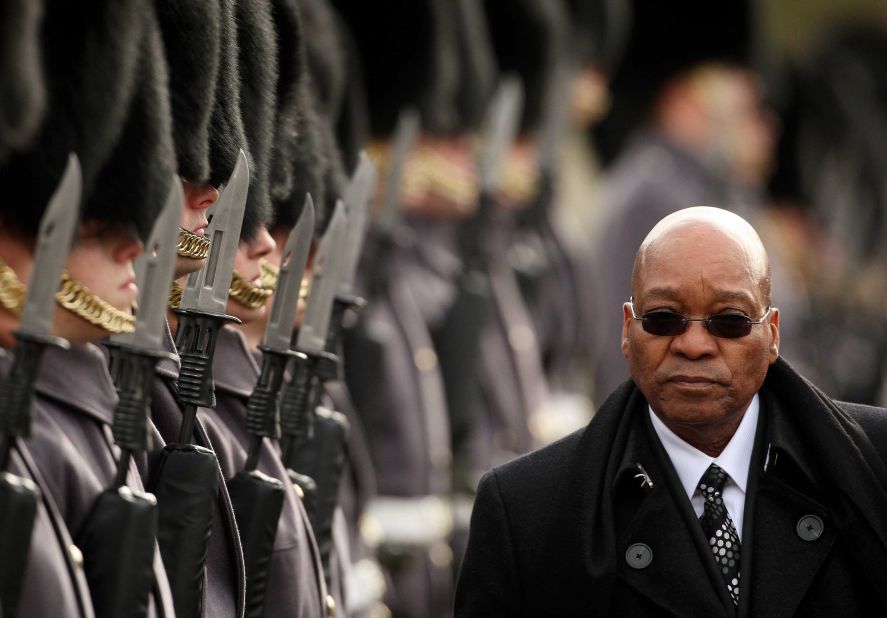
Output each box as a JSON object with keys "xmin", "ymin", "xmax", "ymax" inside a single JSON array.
[
  {"xmin": 669, "ymin": 321, "xmax": 719, "ymax": 359},
  {"xmin": 113, "ymin": 235, "xmax": 144, "ymax": 264},
  {"xmin": 183, "ymin": 181, "xmax": 220, "ymax": 212}
]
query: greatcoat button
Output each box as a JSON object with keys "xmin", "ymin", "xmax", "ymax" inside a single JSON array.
[
  {"xmin": 797, "ymin": 515, "xmax": 824, "ymax": 541},
  {"xmin": 625, "ymin": 543, "xmax": 653, "ymax": 569},
  {"xmin": 69, "ymin": 544, "xmax": 85, "ymax": 569}
]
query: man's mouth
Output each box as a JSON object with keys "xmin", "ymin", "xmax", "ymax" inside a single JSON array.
[{"xmin": 667, "ymin": 375, "xmax": 723, "ymax": 388}]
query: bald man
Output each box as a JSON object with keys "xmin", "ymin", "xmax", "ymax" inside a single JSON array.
[{"xmin": 455, "ymin": 207, "xmax": 887, "ymax": 616}]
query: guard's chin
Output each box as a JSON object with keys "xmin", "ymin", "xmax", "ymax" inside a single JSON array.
[{"xmin": 174, "ymin": 255, "xmax": 207, "ymax": 279}]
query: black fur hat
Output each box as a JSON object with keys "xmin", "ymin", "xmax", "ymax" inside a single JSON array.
[
  {"xmin": 0, "ymin": 0, "xmax": 45, "ymax": 164},
  {"xmin": 332, "ymin": 0, "xmax": 458, "ymax": 137},
  {"xmin": 300, "ymin": 0, "xmax": 345, "ymax": 120},
  {"xmin": 85, "ymin": 8, "xmax": 176, "ymax": 242},
  {"xmin": 236, "ymin": 0, "xmax": 279, "ymax": 241},
  {"xmin": 155, "ymin": 0, "xmax": 221, "ymax": 184},
  {"xmin": 208, "ymin": 0, "xmax": 248, "ymax": 189},
  {"xmin": 560, "ymin": 0, "xmax": 630, "ymax": 71},
  {"xmin": 332, "ymin": 13, "xmax": 370, "ymax": 173},
  {"xmin": 281, "ymin": 85, "xmax": 328, "ymax": 234},
  {"xmin": 0, "ymin": 0, "xmax": 152, "ymax": 236},
  {"xmin": 593, "ymin": 0, "xmax": 753, "ymax": 165},
  {"xmin": 268, "ymin": 0, "xmax": 308, "ymax": 210},
  {"xmin": 482, "ymin": 0, "xmax": 567, "ymax": 132},
  {"xmin": 450, "ymin": 0, "xmax": 498, "ymax": 133}
]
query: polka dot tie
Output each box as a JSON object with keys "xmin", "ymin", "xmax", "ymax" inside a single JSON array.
[{"xmin": 698, "ymin": 463, "xmax": 741, "ymax": 605}]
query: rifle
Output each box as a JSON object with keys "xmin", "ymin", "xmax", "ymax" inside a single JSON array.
[
  {"xmin": 147, "ymin": 150, "xmax": 247, "ymax": 618},
  {"xmin": 278, "ymin": 201, "xmax": 347, "ymax": 574},
  {"xmin": 226, "ymin": 197, "xmax": 313, "ymax": 618},
  {"xmin": 512, "ymin": 61, "xmax": 572, "ymax": 300},
  {"xmin": 285, "ymin": 153, "xmax": 376, "ymax": 573},
  {"xmin": 0, "ymin": 156, "xmax": 80, "ymax": 618},
  {"xmin": 79, "ymin": 178, "xmax": 182, "ymax": 618},
  {"xmin": 342, "ymin": 111, "xmax": 418, "ymax": 429},
  {"xmin": 435, "ymin": 78, "xmax": 523, "ymax": 472}
]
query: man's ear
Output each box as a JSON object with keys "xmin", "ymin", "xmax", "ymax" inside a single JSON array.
[
  {"xmin": 622, "ymin": 303, "xmax": 633, "ymax": 358},
  {"xmin": 768, "ymin": 307, "xmax": 780, "ymax": 363}
]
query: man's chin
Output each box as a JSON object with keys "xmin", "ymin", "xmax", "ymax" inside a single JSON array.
[{"xmin": 174, "ymin": 256, "xmax": 207, "ymax": 279}]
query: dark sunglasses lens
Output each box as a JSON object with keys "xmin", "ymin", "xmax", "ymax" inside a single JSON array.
[
  {"xmin": 707, "ymin": 315, "xmax": 753, "ymax": 338},
  {"xmin": 641, "ymin": 312, "xmax": 686, "ymax": 336}
]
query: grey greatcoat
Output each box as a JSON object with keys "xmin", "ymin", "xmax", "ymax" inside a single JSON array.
[
  {"xmin": 0, "ymin": 350, "xmax": 94, "ymax": 617},
  {"xmin": 202, "ymin": 325, "xmax": 328, "ymax": 617},
  {"xmin": 9, "ymin": 443, "xmax": 95, "ymax": 617},
  {"xmin": 346, "ymin": 232, "xmax": 454, "ymax": 618},
  {"xmin": 26, "ymin": 343, "xmax": 175, "ymax": 617},
  {"xmin": 150, "ymin": 320, "xmax": 246, "ymax": 617}
]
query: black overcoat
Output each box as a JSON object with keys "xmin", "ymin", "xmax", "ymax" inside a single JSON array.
[{"xmin": 456, "ymin": 360, "xmax": 887, "ymax": 617}]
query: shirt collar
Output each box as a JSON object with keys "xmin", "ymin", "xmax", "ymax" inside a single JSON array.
[{"xmin": 649, "ymin": 394, "xmax": 760, "ymax": 500}]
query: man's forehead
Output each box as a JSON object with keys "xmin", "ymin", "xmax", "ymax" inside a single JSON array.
[
  {"xmin": 633, "ymin": 209, "xmax": 771, "ymax": 303},
  {"xmin": 640, "ymin": 285, "xmax": 759, "ymax": 307}
]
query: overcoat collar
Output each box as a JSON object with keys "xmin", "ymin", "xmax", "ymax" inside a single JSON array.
[
  {"xmin": 211, "ymin": 326, "xmax": 259, "ymax": 399},
  {"xmin": 533, "ymin": 367, "xmax": 877, "ymax": 617},
  {"xmin": 35, "ymin": 342, "xmax": 118, "ymax": 426}
]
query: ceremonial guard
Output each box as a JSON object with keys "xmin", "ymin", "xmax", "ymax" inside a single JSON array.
[
  {"xmin": 0, "ymin": 5, "xmax": 93, "ymax": 616},
  {"xmin": 332, "ymin": 1, "xmax": 464, "ymax": 615},
  {"xmin": 150, "ymin": 1, "xmax": 248, "ymax": 614},
  {"xmin": 0, "ymin": 1, "xmax": 178, "ymax": 615},
  {"xmin": 586, "ymin": 0, "xmax": 811, "ymax": 403},
  {"xmin": 192, "ymin": 1, "xmax": 332, "ymax": 614}
]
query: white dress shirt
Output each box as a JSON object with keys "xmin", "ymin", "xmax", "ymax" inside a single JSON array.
[{"xmin": 648, "ymin": 394, "xmax": 760, "ymax": 541}]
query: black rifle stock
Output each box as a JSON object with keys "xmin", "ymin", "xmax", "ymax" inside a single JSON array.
[
  {"xmin": 147, "ymin": 308, "xmax": 238, "ymax": 618},
  {"xmin": 226, "ymin": 345, "xmax": 292, "ymax": 618},
  {"xmin": 0, "ymin": 331, "xmax": 67, "ymax": 618},
  {"xmin": 76, "ymin": 343, "xmax": 171, "ymax": 618}
]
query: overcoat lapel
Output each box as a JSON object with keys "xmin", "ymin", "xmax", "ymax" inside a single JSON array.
[
  {"xmin": 744, "ymin": 395, "xmax": 836, "ymax": 617},
  {"xmin": 614, "ymin": 409, "xmax": 732, "ymax": 617}
]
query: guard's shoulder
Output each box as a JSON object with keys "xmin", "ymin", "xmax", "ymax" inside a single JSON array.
[{"xmin": 837, "ymin": 400, "xmax": 887, "ymax": 456}]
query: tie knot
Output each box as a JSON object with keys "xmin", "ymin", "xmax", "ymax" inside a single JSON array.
[{"xmin": 698, "ymin": 463, "xmax": 729, "ymax": 496}]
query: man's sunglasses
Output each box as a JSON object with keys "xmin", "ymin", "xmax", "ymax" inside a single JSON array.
[{"xmin": 628, "ymin": 298, "xmax": 773, "ymax": 339}]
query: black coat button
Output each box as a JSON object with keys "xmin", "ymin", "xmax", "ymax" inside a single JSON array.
[
  {"xmin": 625, "ymin": 543, "xmax": 653, "ymax": 569},
  {"xmin": 796, "ymin": 515, "xmax": 824, "ymax": 541}
]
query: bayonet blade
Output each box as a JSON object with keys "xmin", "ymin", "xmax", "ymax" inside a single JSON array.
[
  {"xmin": 376, "ymin": 108, "xmax": 420, "ymax": 235},
  {"xmin": 262, "ymin": 195, "xmax": 315, "ymax": 352},
  {"xmin": 338, "ymin": 151, "xmax": 378, "ymax": 297},
  {"xmin": 181, "ymin": 149, "xmax": 249, "ymax": 314},
  {"xmin": 477, "ymin": 77, "xmax": 524, "ymax": 193},
  {"xmin": 20, "ymin": 154, "xmax": 82, "ymax": 337},
  {"xmin": 296, "ymin": 201, "xmax": 347, "ymax": 355},
  {"xmin": 118, "ymin": 177, "xmax": 184, "ymax": 351}
]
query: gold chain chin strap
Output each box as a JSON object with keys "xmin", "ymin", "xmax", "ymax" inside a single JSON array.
[
  {"xmin": 168, "ymin": 280, "xmax": 184, "ymax": 309},
  {"xmin": 55, "ymin": 271, "xmax": 135, "ymax": 334},
  {"xmin": 0, "ymin": 257, "xmax": 27, "ymax": 317},
  {"xmin": 259, "ymin": 259, "xmax": 279, "ymax": 290},
  {"xmin": 229, "ymin": 271, "xmax": 273, "ymax": 310},
  {"xmin": 177, "ymin": 228, "xmax": 211, "ymax": 259}
]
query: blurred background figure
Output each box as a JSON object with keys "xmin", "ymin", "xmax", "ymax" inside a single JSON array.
[
  {"xmin": 586, "ymin": 0, "xmax": 808, "ymax": 402},
  {"xmin": 764, "ymin": 17, "xmax": 887, "ymax": 404}
]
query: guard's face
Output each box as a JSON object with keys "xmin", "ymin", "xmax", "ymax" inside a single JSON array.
[
  {"xmin": 622, "ymin": 227, "xmax": 779, "ymax": 433},
  {"xmin": 175, "ymin": 181, "xmax": 218, "ymax": 278},
  {"xmin": 226, "ymin": 226, "xmax": 276, "ymax": 324},
  {"xmin": 55, "ymin": 223, "xmax": 142, "ymax": 341}
]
